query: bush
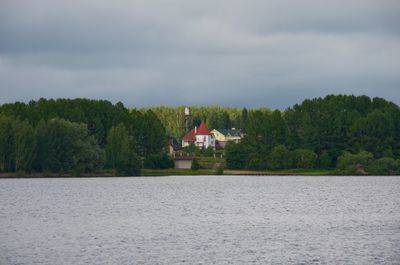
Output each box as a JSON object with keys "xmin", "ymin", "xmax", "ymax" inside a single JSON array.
[
  {"xmin": 319, "ymin": 152, "xmax": 333, "ymax": 168},
  {"xmin": 42, "ymin": 170, "xmax": 53, "ymax": 177},
  {"xmin": 291, "ymin": 149, "xmax": 317, "ymax": 169},
  {"xmin": 16, "ymin": 170, "xmax": 26, "ymax": 177},
  {"xmin": 191, "ymin": 158, "xmax": 201, "ymax": 170},
  {"xmin": 225, "ymin": 142, "xmax": 247, "ymax": 169},
  {"xmin": 336, "ymin": 151, "xmax": 374, "ymax": 175},
  {"xmin": 214, "ymin": 165, "xmax": 224, "ymax": 175},
  {"xmin": 248, "ymin": 156, "xmax": 265, "ymax": 170},
  {"xmin": 367, "ymin": 157, "xmax": 399, "ymax": 175},
  {"xmin": 268, "ymin": 145, "xmax": 290, "ymax": 170},
  {"xmin": 143, "ymin": 153, "xmax": 174, "ymax": 169},
  {"xmin": 204, "ymin": 146, "xmax": 214, "ymax": 157},
  {"xmin": 187, "ymin": 142, "xmax": 196, "ymax": 155},
  {"xmin": 71, "ymin": 166, "xmax": 84, "ymax": 177}
]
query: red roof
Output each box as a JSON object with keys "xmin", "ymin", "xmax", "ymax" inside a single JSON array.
[
  {"xmin": 182, "ymin": 121, "xmax": 212, "ymax": 142},
  {"xmin": 197, "ymin": 121, "xmax": 211, "ymax": 135},
  {"xmin": 183, "ymin": 129, "xmax": 196, "ymax": 142}
]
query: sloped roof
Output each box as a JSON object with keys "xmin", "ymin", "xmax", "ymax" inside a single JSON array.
[
  {"xmin": 196, "ymin": 121, "xmax": 211, "ymax": 135},
  {"xmin": 214, "ymin": 128, "xmax": 242, "ymax": 137},
  {"xmin": 183, "ymin": 129, "xmax": 196, "ymax": 142},
  {"xmin": 182, "ymin": 121, "xmax": 212, "ymax": 142}
]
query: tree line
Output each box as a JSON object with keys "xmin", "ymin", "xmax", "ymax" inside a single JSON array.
[
  {"xmin": 0, "ymin": 98, "xmax": 167, "ymax": 176},
  {"xmin": 1, "ymin": 95, "xmax": 399, "ymax": 176},
  {"xmin": 225, "ymin": 95, "xmax": 400, "ymax": 175},
  {"xmin": 142, "ymin": 105, "xmax": 271, "ymax": 138}
]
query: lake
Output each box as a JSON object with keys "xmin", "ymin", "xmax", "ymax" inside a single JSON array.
[{"xmin": 0, "ymin": 176, "xmax": 399, "ymax": 264}]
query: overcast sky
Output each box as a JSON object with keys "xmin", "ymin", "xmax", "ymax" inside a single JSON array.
[{"xmin": 0, "ymin": 0, "xmax": 399, "ymax": 109}]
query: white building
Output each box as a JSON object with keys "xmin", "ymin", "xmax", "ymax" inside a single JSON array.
[{"xmin": 182, "ymin": 121, "xmax": 215, "ymax": 149}]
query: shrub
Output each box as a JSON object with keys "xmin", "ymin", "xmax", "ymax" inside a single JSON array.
[
  {"xmin": 248, "ymin": 156, "xmax": 265, "ymax": 170},
  {"xmin": 204, "ymin": 146, "xmax": 214, "ymax": 157},
  {"xmin": 268, "ymin": 145, "xmax": 290, "ymax": 170},
  {"xmin": 42, "ymin": 170, "xmax": 53, "ymax": 177},
  {"xmin": 336, "ymin": 151, "xmax": 374, "ymax": 175},
  {"xmin": 191, "ymin": 158, "xmax": 201, "ymax": 170},
  {"xmin": 367, "ymin": 157, "xmax": 399, "ymax": 175},
  {"xmin": 225, "ymin": 142, "xmax": 247, "ymax": 169},
  {"xmin": 16, "ymin": 170, "xmax": 26, "ymax": 177},
  {"xmin": 291, "ymin": 149, "xmax": 317, "ymax": 169},
  {"xmin": 71, "ymin": 166, "xmax": 84, "ymax": 177},
  {"xmin": 144, "ymin": 153, "xmax": 174, "ymax": 169},
  {"xmin": 214, "ymin": 165, "xmax": 224, "ymax": 175},
  {"xmin": 319, "ymin": 152, "xmax": 333, "ymax": 168}
]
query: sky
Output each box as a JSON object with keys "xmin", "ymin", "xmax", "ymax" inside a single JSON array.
[{"xmin": 0, "ymin": 0, "xmax": 399, "ymax": 109}]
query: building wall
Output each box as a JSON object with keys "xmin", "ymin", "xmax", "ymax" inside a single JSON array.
[
  {"xmin": 182, "ymin": 140, "xmax": 190, "ymax": 148},
  {"xmin": 211, "ymin": 130, "xmax": 226, "ymax": 142},
  {"xmin": 195, "ymin": 134, "xmax": 215, "ymax": 149},
  {"xmin": 211, "ymin": 129, "xmax": 242, "ymax": 145},
  {"xmin": 226, "ymin": 136, "xmax": 241, "ymax": 143},
  {"xmin": 174, "ymin": 159, "xmax": 192, "ymax": 169}
]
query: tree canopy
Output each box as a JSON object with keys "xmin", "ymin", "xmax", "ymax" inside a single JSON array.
[{"xmin": 0, "ymin": 98, "xmax": 167, "ymax": 176}]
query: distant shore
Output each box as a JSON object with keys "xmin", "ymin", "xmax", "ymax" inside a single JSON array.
[
  {"xmin": 142, "ymin": 168, "xmax": 336, "ymax": 176},
  {"xmin": 0, "ymin": 172, "xmax": 115, "ymax": 179},
  {"xmin": 0, "ymin": 169, "xmax": 336, "ymax": 178},
  {"xmin": 2, "ymin": 169, "xmax": 398, "ymax": 178}
]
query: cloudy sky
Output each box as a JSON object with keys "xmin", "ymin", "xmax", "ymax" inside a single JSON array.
[{"xmin": 0, "ymin": 0, "xmax": 399, "ymax": 109}]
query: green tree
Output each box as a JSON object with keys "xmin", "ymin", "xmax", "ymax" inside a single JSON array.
[
  {"xmin": 350, "ymin": 110, "xmax": 394, "ymax": 157},
  {"xmin": 13, "ymin": 120, "xmax": 36, "ymax": 172},
  {"xmin": 187, "ymin": 142, "xmax": 196, "ymax": 155},
  {"xmin": 143, "ymin": 152, "xmax": 174, "ymax": 169},
  {"xmin": 203, "ymin": 146, "xmax": 214, "ymax": 157},
  {"xmin": 319, "ymin": 152, "xmax": 333, "ymax": 168},
  {"xmin": 291, "ymin": 149, "xmax": 317, "ymax": 169},
  {"xmin": 336, "ymin": 151, "xmax": 374, "ymax": 175},
  {"xmin": 106, "ymin": 124, "xmax": 141, "ymax": 176},
  {"xmin": 140, "ymin": 110, "xmax": 166, "ymax": 157},
  {"xmin": 248, "ymin": 156, "xmax": 265, "ymax": 170},
  {"xmin": 0, "ymin": 115, "xmax": 15, "ymax": 172},
  {"xmin": 366, "ymin": 157, "xmax": 399, "ymax": 175},
  {"xmin": 220, "ymin": 111, "xmax": 231, "ymax": 129},
  {"xmin": 240, "ymin": 108, "xmax": 248, "ymax": 131},
  {"xmin": 35, "ymin": 118, "xmax": 104, "ymax": 173},
  {"xmin": 191, "ymin": 158, "xmax": 201, "ymax": 170},
  {"xmin": 78, "ymin": 136, "xmax": 105, "ymax": 173},
  {"xmin": 225, "ymin": 142, "xmax": 252, "ymax": 170},
  {"xmin": 268, "ymin": 145, "xmax": 290, "ymax": 170}
]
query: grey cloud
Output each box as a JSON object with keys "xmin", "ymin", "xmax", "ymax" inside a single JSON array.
[{"xmin": 0, "ymin": 0, "xmax": 399, "ymax": 108}]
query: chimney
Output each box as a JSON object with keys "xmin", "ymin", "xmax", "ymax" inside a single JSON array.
[{"xmin": 195, "ymin": 126, "xmax": 197, "ymax": 134}]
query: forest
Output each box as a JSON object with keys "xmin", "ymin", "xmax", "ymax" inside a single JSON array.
[
  {"xmin": 0, "ymin": 98, "xmax": 166, "ymax": 176},
  {"xmin": 147, "ymin": 95, "xmax": 400, "ymax": 175},
  {"xmin": 0, "ymin": 95, "xmax": 399, "ymax": 176}
]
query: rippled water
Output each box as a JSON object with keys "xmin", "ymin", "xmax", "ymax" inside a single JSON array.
[{"xmin": 0, "ymin": 176, "xmax": 399, "ymax": 265}]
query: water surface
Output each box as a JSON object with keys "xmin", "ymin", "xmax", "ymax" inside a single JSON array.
[{"xmin": 0, "ymin": 176, "xmax": 399, "ymax": 264}]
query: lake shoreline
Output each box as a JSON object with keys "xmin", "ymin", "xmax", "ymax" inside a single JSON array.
[{"xmin": 2, "ymin": 169, "xmax": 398, "ymax": 178}]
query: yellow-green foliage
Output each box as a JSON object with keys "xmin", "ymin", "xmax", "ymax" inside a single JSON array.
[
  {"xmin": 196, "ymin": 157, "xmax": 225, "ymax": 169},
  {"xmin": 139, "ymin": 106, "xmax": 271, "ymax": 138}
]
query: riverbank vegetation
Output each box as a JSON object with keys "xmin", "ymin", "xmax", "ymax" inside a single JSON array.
[
  {"xmin": 223, "ymin": 95, "xmax": 400, "ymax": 175},
  {"xmin": 0, "ymin": 99, "xmax": 166, "ymax": 176},
  {"xmin": 1, "ymin": 95, "xmax": 399, "ymax": 176}
]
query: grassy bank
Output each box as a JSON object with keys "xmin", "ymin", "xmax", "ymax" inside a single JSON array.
[
  {"xmin": 0, "ymin": 168, "xmax": 340, "ymax": 178},
  {"xmin": 142, "ymin": 168, "xmax": 335, "ymax": 176},
  {"xmin": 142, "ymin": 168, "xmax": 215, "ymax": 176},
  {"xmin": 224, "ymin": 169, "xmax": 335, "ymax": 176}
]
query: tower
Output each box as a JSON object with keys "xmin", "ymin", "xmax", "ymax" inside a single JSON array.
[{"xmin": 183, "ymin": 107, "xmax": 192, "ymax": 132}]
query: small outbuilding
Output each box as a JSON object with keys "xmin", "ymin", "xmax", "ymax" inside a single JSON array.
[{"xmin": 173, "ymin": 157, "xmax": 193, "ymax": 169}]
